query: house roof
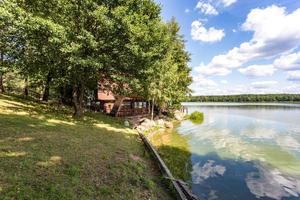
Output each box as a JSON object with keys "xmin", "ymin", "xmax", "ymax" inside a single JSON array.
[{"xmin": 98, "ymin": 90, "xmax": 115, "ymax": 101}]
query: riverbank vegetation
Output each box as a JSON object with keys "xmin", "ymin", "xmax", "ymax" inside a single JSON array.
[
  {"xmin": 190, "ymin": 94, "xmax": 300, "ymax": 102},
  {"xmin": 188, "ymin": 111, "xmax": 204, "ymax": 124},
  {"xmin": 0, "ymin": 94, "xmax": 173, "ymax": 199},
  {"xmin": 0, "ymin": 0, "xmax": 191, "ymax": 117},
  {"xmin": 149, "ymin": 129, "xmax": 192, "ymax": 182}
]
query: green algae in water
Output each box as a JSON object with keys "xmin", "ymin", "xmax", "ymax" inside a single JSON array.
[
  {"xmin": 188, "ymin": 111, "xmax": 204, "ymax": 124},
  {"xmin": 149, "ymin": 128, "xmax": 193, "ymax": 181}
]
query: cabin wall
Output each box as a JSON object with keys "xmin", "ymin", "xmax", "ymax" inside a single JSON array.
[
  {"xmin": 97, "ymin": 84, "xmax": 148, "ymax": 116},
  {"xmin": 116, "ymin": 101, "xmax": 149, "ymax": 117}
]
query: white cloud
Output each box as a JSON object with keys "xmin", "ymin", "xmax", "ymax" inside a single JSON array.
[
  {"xmin": 283, "ymin": 83, "xmax": 300, "ymax": 93},
  {"xmin": 287, "ymin": 70, "xmax": 300, "ymax": 81},
  {"xmin": 195, "ymin": 64, "xmax": 231, "ymax": 76},
  {"xmin": 241, "ymin": 5, "xmax": 300, "ymax": 42},
  {"xmin": 197, "ymin": 5, "xmax": 300, "ymax": 73},
  {"xmin": 191, "ymin": 82, "xmax": 300, "ymax": 96},
  {"xmin": 274, "ymin": 52, "xmax": 300, "ymax": 70},
  {"xmin": 191, "ymin": 20, "xmax": 225, "ymax": 42},
  {"xmin": 251, "ymin": 81, "xmax": 278, "ymax": 89},
  {"xmin": 232, "ymin": 29, "xmax": 237, "ymax": 33},
  {"xmin": 185, "ymin": 8, "xmax": 190, "ymax": 13},
  {"xmin": 239, "ymin": 65, "xmax": 276, "ymax": 77},
  {"xmin": 190, "ymin": 73, "xmax": 219, "ymax": 94},
  {"xmin": 192, "ymin": 75, "xmax": 218, "ymax": 87},
  {"xmin": 221, "ymin": 0, "xmax": 237, "ymax": 7},
  {"xmin": 196, "ymin": 1, "xmax": 218, "ymax": 15},
  {"xmin": 220, "ymin": 80, "xmax": 228, "ymax": 84}
]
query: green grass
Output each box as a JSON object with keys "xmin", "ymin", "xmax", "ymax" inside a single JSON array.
[{"xmin": 0, "ymin": 94, "xmax": 172, "ymax": 200}]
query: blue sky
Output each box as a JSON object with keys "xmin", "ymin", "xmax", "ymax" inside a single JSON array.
[{"xmin": 155, "ymin": 0, "xmax": 300, "ymax": 95}]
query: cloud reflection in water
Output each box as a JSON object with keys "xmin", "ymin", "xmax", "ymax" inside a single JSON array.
[
  {"xmin": 246, "ymin": 165, "xmax": 300, "ymax": 200},
  {"xmin": 191, "ymin": 160, "xmax": 226, "ymax": 184}
]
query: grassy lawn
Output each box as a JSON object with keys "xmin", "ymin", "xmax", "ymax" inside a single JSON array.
[{"xmin": 0, "ymin": 94, "xmax": 173, "ymax": 200}]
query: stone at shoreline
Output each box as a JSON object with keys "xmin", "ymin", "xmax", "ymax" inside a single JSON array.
[
  {"xmin": 156, "ymin": 119, "xmax": 165, "ymax": 127},
  {"xmin": 165, "ymin": 121, "xmax": 173, "ymax": 129},
  {"xmin": 140, "ymin": 119, "xmax": 156, "ymax": 129},
  {"xmin": 135, "ymin": 117, "xmax": 175, "ymax": 133},
  {"xmin": 139, "ymin": 118, "xmax": 148, "ymax": 123},
  {"xmin": 174, "ymin": 110, "xmax": 186, "ymax": 121},
  {"xmin": 124, "ymin": 120, "xmax": 130, "ymax": 127}
]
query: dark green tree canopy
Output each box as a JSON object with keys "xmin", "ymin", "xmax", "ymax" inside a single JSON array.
[{"xmin": 0, "ymin": 0, "xmax": 192, "ymax": 117}]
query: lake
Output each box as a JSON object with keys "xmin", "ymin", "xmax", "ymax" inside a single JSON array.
[{"xmin": 151, "ymin": 103, "xmax": 300, "ymax": 200}]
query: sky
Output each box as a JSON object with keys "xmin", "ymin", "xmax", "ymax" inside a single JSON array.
[{"xmin": 154, "ymin": 0, "xmax": 300, "ymax": 95}]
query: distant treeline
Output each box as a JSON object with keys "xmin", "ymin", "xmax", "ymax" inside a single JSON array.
[{"xmin": 189, "ymin": 94, "xmax": 300, "ymax": 102}]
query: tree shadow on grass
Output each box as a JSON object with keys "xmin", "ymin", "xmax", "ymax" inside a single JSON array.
[
  {"xmin": 0, "ymin": 94, "xmax": 126, "ymax": 129},
  {"xmin": 0, "ymin": 98, "xmax": 173, "ymax": 200}
]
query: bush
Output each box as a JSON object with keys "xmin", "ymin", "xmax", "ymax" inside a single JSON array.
[{"xmin": 189, "ymin": 111, "xmax": 204, "ymax": 124}]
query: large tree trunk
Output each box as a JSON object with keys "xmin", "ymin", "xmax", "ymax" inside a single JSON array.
[
  {"xmin": 42, "ymin": 72, "xmax": 52, "ymax": 102},
  {"xmin": 110, "ymin": 96, "xmax": 125, "ymax": 117},
  {"xmin": 59, "ymin": 85, "xmax": 66, "ymax": 105},
  {"xmin": 72, "ymin": 82, "xmax": 84, "ymax": 118},
  {"xmin": 24, "ymin": 77, "xmax": 29, "ymax": 97},
  {"xmin": 94, "ymin": 88, "xmax": 98, "ymax": 101},
  {"xmin": 0, "ymin": 72, "xmax": 4, "ymax": 93}
]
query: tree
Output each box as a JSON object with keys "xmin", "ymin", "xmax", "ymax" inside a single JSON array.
[
  {"xmin": 1, "ymin": 0, "xmax": 192, "ymax": 118},
  {"xmin": 144, "ymin": 19, "xmax": 192, "ymax": 118},
  {"xmin": 0, "ymin": 0, "xmax": 17, "ymax": 93}
]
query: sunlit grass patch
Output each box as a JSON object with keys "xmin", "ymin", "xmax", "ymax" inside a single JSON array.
[
  {"xmin": 17, "ymin": 137, "xmax": 34, "ymax": 142},
  {"xmin": 37, "ymin": 156, "xmax": 62, "ymax": 167},
  {"xmin": 46, "ymin": 119, "xmax": 76, "ymax": 126},
  {"xmin": 0, "ymin": 94, "xmax": 172, "ymax": 199},
  {"xmin": 0, "ymin": 151, "xmax": 27, "ymax": 157},
  {"xmin": 93, "ymin": 123, "xmax": 134, "ymax": 134}
]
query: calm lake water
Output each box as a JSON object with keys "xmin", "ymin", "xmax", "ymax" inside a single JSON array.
[{"xmin": 152, "ymin": 103, "xmax": 300, "ymax": 200}]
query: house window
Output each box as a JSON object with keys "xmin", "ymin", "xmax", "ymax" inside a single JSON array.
[
  {"xmin": 122, "ymin": 101, "xmax": 131, "ymax": 106},
  {"xmin": 134, "ymin": 102, "xmax": 138, "ymax": 108}
]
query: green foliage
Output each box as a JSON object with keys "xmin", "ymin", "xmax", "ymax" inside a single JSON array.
[
  {"xmin": 99, "ymin": 185, "xmax": 112, "ymax": 196},
  {"xmin": 0, "ymin": 0, "xmax": 192, "ymax": 116},
  {"xmin": 3, "ymin": 70, "xmax": 25, "ymax": 93},
  {"xmin": 144, "ymin": 18, "xmax": 192, "ymax": 111},
  {"xmin": 189, "ymin": 111, "xmax": 204, "ymax": 124},
  {"xmin": 189, "ymin": 94, "xmax": 300, "ymax": 102}
]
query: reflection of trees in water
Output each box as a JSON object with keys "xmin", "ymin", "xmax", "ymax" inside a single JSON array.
[{"xmin": 150, "ymin": 129, "xmax": 192, "ymax": 182}]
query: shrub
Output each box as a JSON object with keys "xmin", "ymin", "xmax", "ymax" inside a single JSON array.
[{"xmin": 189, "ymin": 111, "xmax": 204, "ymax": 124}]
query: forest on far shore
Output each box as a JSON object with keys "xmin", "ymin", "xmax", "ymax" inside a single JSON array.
[{"xmin": 189, "ymin": 94, "xmax": 300, "ymax": 102}]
